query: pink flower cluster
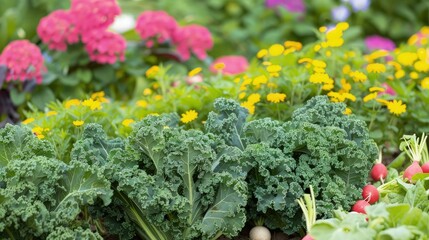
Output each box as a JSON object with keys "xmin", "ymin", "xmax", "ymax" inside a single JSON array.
[
  {"xmin": 0, "ymin": 40, "xmax": 46, "ymax": 83},
  {"xmin": 209, "ymin": 56, "xmax": 249, "ymax": 75},
  {"xmin": 364, "ymin": 35, "xmax": 396, "ymax": 51},
  {"xmin": 37, "ymin": 0, "xmax": 125, "ymax": 64},
  {"xmin": 135, "ymin": 11, "xmax": 213, "ymax": 61}
]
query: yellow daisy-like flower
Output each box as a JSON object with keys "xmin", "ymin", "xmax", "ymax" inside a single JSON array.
[
  {"xmin": 46, "ymin": 111, "xmax": 58, "ymax": 117},
  {"xmin": 414, "ymin": 61, "xmax": 429, "ymax": 72},
  {"xmin": 410, "ymin": 72, "xmax": 419, "ymax": 79},
  {"xmin": 136, "ymin": 100, "xmax": 148, "ymax": 107},
  {"xmin": 319, "ymin": 26, "xmax": 327, "ymax": 33},
  {"xmin": 214, "ymin": 62, "xmax": 225, "ymax": 70},
  {"xmin": 241, "ymin": 101, "xmax": 255, "ymax": 114},
  {"xmin": 146, "ymin": 65, "xmax": 160, "ymax": 78},
  {"xmin": 369, "ymin": 87, "xmax": 385, "ymax": 92},
  {"xmin": 122, "ymin": 119, "xmax": 135, "ymax": 127},
  {"xmin": 421, "ymin": 77, "xmax": 429, "ymax": 89},
  {"xmin": 336, "ymin": 22, "xmax": 349, "ymax": 30},
  {"xmin": 82, "ymin": 99, "xmax": 102, "ymax": 111},
  {"xmin": 267, "ymin": 93, "xmax": 286, "ymax": 103},
  {"xmin": 65, "ymin": 99, "xmax": 81, "ymax": 109},
  {"xmin": 239, "ymin": 92, "xmax": 246, "ymax": 100},
  {"xmin": 343, "ymin": 93, "xmax": 356, "ymax": 102},
  {"xmin": 313, "ymin": 44, "xmax": 322, "ymax": 52},
  {"xmin": 340, "ymin": 78, "xmax": 351, "ymax": 93},
  {"xmin": 284, "ymin": 41, "xmax": 302, "ymax": 51},
  {"xmin": 387, "ymin": 61, "xmax": 402, "ymax": 71},
  {"xmin": 322, "ymin": 84, "xmax": 334, "ymax": 91},
  {"xmin": 143, "ymin": 88, "xmax": 153, "ymax": 96},
  {"xmin": 32, "ymin": 126, "xmax": 44, "ymax": 135},
  {"xmin": 397, "ymin": 52, "xmax": 418, "ymax": 66},
  {"xmin": 247, "ymin": 93, "xmax": 261, "ymax": 104},
  {"xmin": 180, "ymin": 110, "xmax": 198, "ymax": 123},
  {"xmin": 188, "ymin": 67, "xmax": 202, "ymax": 77},
  {"xmin": 253, "ymin": 75, "xmax": 268, "ymax": 86},
  {"xmin": 386, "ymin": 100, "xmax": 406, "ymax": 115},
  {"xmin": 367, "ymin": 63, "xmax": 386, "ymax": 73},
  {"xmin": 343, "ymin": 108, "xmax": 352, "ymax": 115},
  {"xmin": 309, "ymin": 73, "xmax": 331, "ymax": 84},
  {"xmin": 312, "ymin": 60, "xmax": 327, "ymax": 68},
  {"xmin": 367, "ymin": 50, "xmax": 388, "ymax": 62},
  {"xmin": 363, "ymin": 92, "xmax": 378, "ymax": 103},
  {"xmin": 349, "ymin": 71, "xmax": 368, "ymax": 82},
  {"xmin": 22, "ymin": 118, "xmax": 35, "ymax": 125},
  {"xmin": 266, "ymin": 64, "xmax": 282, "ymax": 73},
  {"xmin": 395, "ymin": 70, "xmax": 405, "ymax": 79},
  {"xmin": 376, "ymin": 99, "xmax": 389, "ymax": 105},
  {"xmin": 268, "ymin": 44, "xmax": 285, "ymax": 57},
  {"xmin": 73, "ymin": 120, "xmax": 84, "ymax": 127},
  {"xmin": 257, "ymin": 49, "xmax": 268, "ymax": 59},
  {"xmin": 342, "ymin": 65, "xmax": 351, "ymax": 74},
  {"xmin": 313, "ymin": 67, "xmax": 325, "ymax": 73}
]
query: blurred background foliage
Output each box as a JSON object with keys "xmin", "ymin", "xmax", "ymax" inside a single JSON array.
[{"xmin": 1, "ymin": 0, "xmax": 428, "ymax": 57}]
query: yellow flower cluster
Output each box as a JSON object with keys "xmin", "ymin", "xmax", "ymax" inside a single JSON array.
[
  {"xmin": 91, "ymin": 91, "xmax": 109, "ymax": 103},
  {"xmin": 314, "ymin": 22, "xmax": 348, "ymax": 51},
  {"xmin": 65, "ymin": 99, "xmax": 81, "ymax": 109},
  {"xmin": 122, "ymin": 119, "xmax": 135, "ymax": 127},
  {"xmin": 366, "ymin": 63, "xmax": 386, "ymax": 73},
  {"xmin": 73, "ymin": 120, "xmax": 84, "ymax": 127},
  {"xmin": 146, "ymin": 65, "xmax": 160, "ymax": 78},
  {"xmin": 327, "ymin": 92, "xmax": 356, "ymax": 103},
  {"xmin": 82, "ymin": 98, "xmax": 102, "ymax": 111},
  {"xmin": 32, "ymin": 126, "xmax": 50, "ymax": 139}
]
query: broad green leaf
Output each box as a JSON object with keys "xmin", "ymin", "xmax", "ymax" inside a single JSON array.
[
  {"xmin": 378, "ymin": 226, "xmax": 413, "ymax": 240},
  {"xmin": 404, "ymin": 181, "xmax": 429, "ymax": 211},
  {"xmin": 9, "ymin": 87, "xmax": 26, "ymax": 105},
  {"xmin": 31, "ymin": 87, "xmax": 55, "ymax": 110}
]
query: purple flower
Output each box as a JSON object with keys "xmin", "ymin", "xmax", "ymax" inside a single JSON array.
[
  {"xmin": 265, "ymin": 0, "xmax": 306, "ymax": 13},
  {"xmin": 364, "ymin": 35, "xmax": 396, "ymax": 51},
  {"xmin": 331, "ymin": 6, "xmax": 350, "ymax": 22},
  {"xmin": 349, "ymin": 0, "xmax": 371, "ymax": 12}
]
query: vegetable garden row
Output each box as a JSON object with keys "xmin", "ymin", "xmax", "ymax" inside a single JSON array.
[{"xmin": 1, "ymin": 0, "xmax": 429, "ymax": 239}]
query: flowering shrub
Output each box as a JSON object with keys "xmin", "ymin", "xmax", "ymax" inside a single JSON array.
[
  {"xmin": 82, "ymin": 30, "xmax": 126, "ymax": 64},
  {"xmin": 135, "ymin": 11, "xmax": 179, "ymax": 48}
]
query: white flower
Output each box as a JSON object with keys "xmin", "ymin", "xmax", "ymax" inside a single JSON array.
[{"xmin": 109, "ymin": 14, "xmax": 135, "ymax": 33}]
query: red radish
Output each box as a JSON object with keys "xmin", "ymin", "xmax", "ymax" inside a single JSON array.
[
  {"xmin": 352, "ymin": 200, "xmax": 370, "ymax": 214},
  {"xmin": 371, "ymin": 163, "xmax": 388, "ymax": 182},
  {"xmin": 302, "ymin": 234, "xmax": 314, "ymax": 240},
  {"xmin": 422, "ymin": 162, "xmax": 429, "ymax": 173},
  {"xmin": 362, "ymin": 185, "xmax": 379, "ymax": 204},
  {"xmin": 404, "ymin": 161, "xmax": 423, "ymax": 182}
]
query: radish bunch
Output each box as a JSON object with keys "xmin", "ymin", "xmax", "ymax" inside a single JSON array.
[
  {"xmin": 370, "ymin": 149, "xmax": 388, "ymax": 183},
  {"xmin": 351, "ymin": 184, "xmax": 380, "ymax": 214},
  {"xmin": 401, "ymin": 133, "xmax": 429, "ymax": 182}
]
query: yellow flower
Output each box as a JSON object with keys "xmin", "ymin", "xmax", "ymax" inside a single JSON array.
[
  {"xmin": 22, "ymin": 118, "xmax": 35, "ymax": 125},
  {"xmin": 262, "ymin": 61, "xmax": 272, "ymax": 66},
  {"xmin": 82, "ymin": 99, "xmax": 102, "ymax": 111},
  {"xmin": 327, "ymin": 38, "xmax": 344, "ymax": 47},
  {"xmin": 253, "ymin": 75, "xmax": 268, "ymax": 86},
  {"xmin": 376, "ymin": 99, "xmax": 389, "ymax": 105},
  {"xmin": 152, "ymin": 83, "xmax": 160, "ymax": 89},
  {"xmin": 369, "ymin": 87, "xmax": 385, "ymax": 92},
  {"xmin": 283, "ymin": 48, "xmax": 296, "ymax": 55},
  {"xmin": 343, "ymin": 93, "xmax": 356, "ymax": 102},
  {"xmin": 143, "ymin": 88, "xmax": 153, "ymax": 96},
  {"xmin": 313, "ymin": 67, "xmax": 325, "ymax": 73},
  {"xmin": 386, "ymin": 100, "xmax": 406, "ymax": 115},
  {"xmin": 414, "ymin": 61, "xmax": 429, "ymax": 72},
  {"xmin": 188, "ymin": 67, "xmax": 202, "ymax": 77},
  {"xmin": 327, "ymin": 92, "xmax": 345, "ymax": 102},
  {"xmin": 397, "ymin": 52, "xmax": 418, "ymax": 66},
  {"xmin": 247, "ymin": 93, "xmax": 261, "ymax": 104},
  {"xmin": 270, "ymin": 72, "xmax": 280, "ymax": 78},
  {"xmin": 421, "ymin": 77, "xmax": 429, "ymax": 89},
  {"xmin": 239, "ymin": 92, "xmax": 246, "ymax": 99},
  {"xmin": 214, "ymin": 62, "xmax": 225, "ymax": 70},
  {"xmin": 344, "ymin": 108, "xmax": 352, "ymax": 115},
  {"xmin": 363, "ymin": 92, "xmax": 378, "ymax": 102},
  {"xmin": 136, "ymin": 100, "xmax": 148, "ymax": 107},
  {"xmin": 36, "ymin": 134, "xmax": 45, "ymax": 140},
  {"xmin": 319, "ymin": 26, "xmax": 327, "ymax": 33},
  {"xmin": 367, "ymin": 50, "xmax": 389, "ymax": 62},
  {"xmin": 268, "ymin": 44, "xmax": 285, "ymax": 57},
  {"xmin": 349, "ymin": 71, "xmax": 368, "ymax": 82},
  {"xmin": 257, "ymin": 49, "xmax": 268, "ymax": 58},
  {"xmin": 395, "ymin": 70, "xmax": 405, "ymax": 79},
  {"xmin": 336, "ymin": 22, "xmax": 349, "ymax": 30},
  {"xmin": 91, "ymin": 91, "xmax": 105, "ymax": 99},
  {"xmin": 267, "ymin": 82, "xmax": 277, "ymax": 88},
  {"xmin": 146, "ymin": 66, "xmax": 160, "ymax": 78},
  {"xmin": 284, "ymin": 41, "xmax": 302, "ymax": 51},
  {"xmin": 266, "ymin": 64, "xmax": 282, "ymax": 73},
  {"xmin": 46, "ymin": 111, "xmax": 58, "ymax": 117},
  {"xmin": 65, "ymin": 99, "xmax": 81, "ymax": 109},
  {"xmin": 312, "ymin": 60, "xmax": 327, "ymax": 68},
  {"xmin": 309, "ymin": 73, "xmax": 331, "ymax": 84},
  {"xmin": 340, "ymin": 79, "xmax": 351, "ymax": 93},
  {"xmin": 154, "ymin": 95, "xmax": 163, "ymax": 101},
  {"xmin": 267, "ymin": 93, "xmax": 286, "ymax": 103},
  {"xmin": 410, "ymin": 72, "xmax": 419, "ymax": 79},
  {"xmin": 342, "ymin": 65, "xmax": 351, "ymax": 74},
  {"xmin": 32, "ymin": 126, "xmax": 44, "ymax": 135},
  {"xmin": 387, "ymin": 61, "xmax": 402, "ymax": 71},
  {"xmin": 322, "ymin": 84, "xmax": 334, "ymax": 91},
  {"xmin": 241, "ymin": 101, "xmax": 255, "ymax": 114},
  {"xmin": 366, "ymin": 63, "xmax": 386, "ymax": 73},
  {"xmin": 298, "ymin": 58, "xmax": 312, "ymax": 64},
  {"xmin": 73, "ymin": 120, "xmax": 84, "ymax": 127},
  {"xmin": 180, "ymin": 110, "xmax": 198, "ymax": 123},
  {"xmin": 314, "ymin": 44, "xmax": 321, "ymax": 52},
  {"xmin": 325, "ymin": 50, "xmax": 332, "ymax": 57},
  {"xmin": 122, "ymin": 119, "xmax": 135, "ymax": 127}
]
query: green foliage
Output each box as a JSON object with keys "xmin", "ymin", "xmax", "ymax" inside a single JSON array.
[{"xmin": 206, "ymin": 96, "xmax": 378, "ymax": 234}]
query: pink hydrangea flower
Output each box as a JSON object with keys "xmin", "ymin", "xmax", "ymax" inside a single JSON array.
[
  {"xmin": 172, "ymin": 25, "xmax": 213, "ymax": 61},
  {"xmin": 70, "ymin": 0, "xmax": 121, "ymax": 33},
  {"xmin": 364, "ymin": 35, "xmax": 396, "ymax": 51},
  {"xmin": 0, "ymin": 40, "xmax": 46, "ymax": 84},
  {"xmin": 37, "ymin": 10, "xmax": 79, "ymax": 51},
  {"xmin": 209, "ymin": 56, "xmax": 249, "ymax": 75},
  {"xmin": 83, "ymin": 30, "xmax": 126, "ymax": 64},
  {"xmin": 265, "ymin": 0, "xmax": 306, "ymax": 13},
  {"xmin": 135, "ymin": 11, "xmax": 178, "ymax": 48}
]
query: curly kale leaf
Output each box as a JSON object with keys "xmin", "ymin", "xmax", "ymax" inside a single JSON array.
[
  {"xmin": 115, "ymin": 115, "xmax": 247, "ymax": 239},
  {"xmin": 0, "ymin": 124, "xmax": 55, "ymax": 167},
  {"xmin": 205, "ymin": 98, "xmax": 248, "ymax": 150},
  {"xmin": 240, "ymin": 96, "xmax": 378, "ymax": 234}
]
